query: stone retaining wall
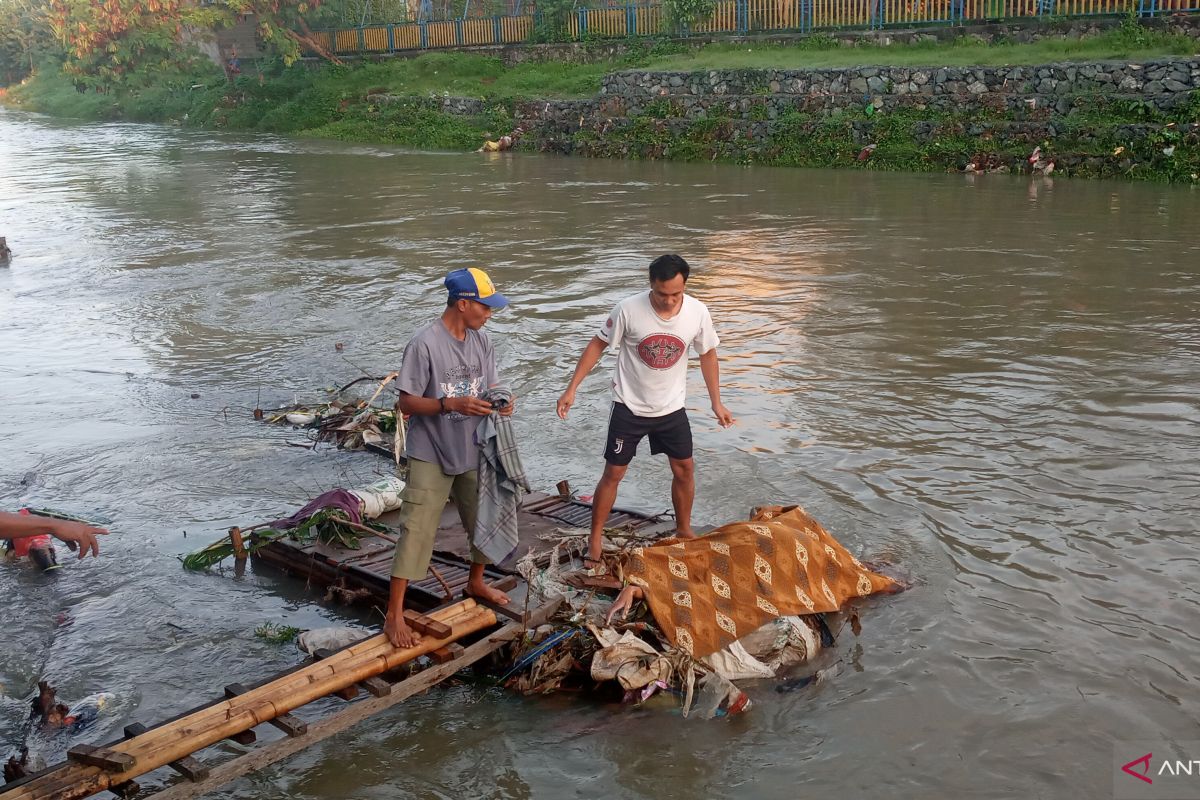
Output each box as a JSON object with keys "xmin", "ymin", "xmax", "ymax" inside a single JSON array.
[{"xmin": 374, "ymin": 54, "xmax": 1200, "ymax": 179}]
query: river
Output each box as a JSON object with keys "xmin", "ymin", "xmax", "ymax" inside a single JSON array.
[{"xmin": 1, "ymin": 110, "xmax": 1198, "ymax": 799}]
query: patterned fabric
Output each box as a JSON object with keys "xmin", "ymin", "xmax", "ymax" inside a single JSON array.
[
  {"xmin": 625, "ymin": 505, "xmax": 899, "ymax": 659},
  {"xmin": 474, "ymin": 386, "xmax": 531, "ymax": 564}
]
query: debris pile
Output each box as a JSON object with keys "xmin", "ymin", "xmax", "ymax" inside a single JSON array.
[
  {"xmin": 497, "ymin": 505, "xmax": 903, "ymax": 718},
  {"xmin": 260, "ymin": 373, "xmax": 405, "ymax": 456}
]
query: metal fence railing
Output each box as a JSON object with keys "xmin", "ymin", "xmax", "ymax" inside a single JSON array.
[{"xmin": 308, "ymin": 0, "xmax": 1198, "ymax": 56}]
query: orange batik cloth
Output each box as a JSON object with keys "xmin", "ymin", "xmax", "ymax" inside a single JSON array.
[{"xmin": 624, "ymin": 505, "xmax": 899, "ymax": 659}]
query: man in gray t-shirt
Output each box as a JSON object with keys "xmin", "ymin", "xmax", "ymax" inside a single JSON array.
[
  {"xmin": 384, "ymin": 268, "xmax": 515, "ymax": 649},
  {"xmin": 398, "ymin": 318, "xmax": 498, "ymax": 475}
]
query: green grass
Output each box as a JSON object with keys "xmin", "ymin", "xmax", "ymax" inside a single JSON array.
[
  {"xmin": 640, "ymin": 27, "xmax": 1198, "ymax": 71},
  {"xmin": 285, "ymin": 52, "xmax": 613, "ymax": 102}
]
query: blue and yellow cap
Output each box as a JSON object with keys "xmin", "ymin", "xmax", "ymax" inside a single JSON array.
[{"xmin": 445, "ymin": 267, "xmax": 508, "ymax": 308}]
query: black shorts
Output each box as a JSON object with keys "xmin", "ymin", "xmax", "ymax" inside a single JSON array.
[{"xmin": 604, "ymin": 402, "xmax": 693, "ymax": 466}]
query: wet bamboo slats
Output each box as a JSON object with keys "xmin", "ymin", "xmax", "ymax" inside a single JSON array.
[
  {"xmin": 3, "ymin": 600, "xmax": 494, "ymax": 800},
  {"xmin": 145, "ymin": 620, "xmax": 529, "ymax": 800}
]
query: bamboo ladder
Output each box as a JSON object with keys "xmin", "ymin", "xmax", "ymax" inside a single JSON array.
[{"xmin": 1, "ymin": 596, "xmax": 560, "ymax": 800}]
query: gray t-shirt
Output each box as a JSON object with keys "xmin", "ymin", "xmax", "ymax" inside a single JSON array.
[{"xmin": 397, "ymin": 320, "xmax": 498, "ymax": 475}]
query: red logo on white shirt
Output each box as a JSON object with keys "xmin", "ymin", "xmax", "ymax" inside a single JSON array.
[{"xmin": 637, "ymin": 334, "xmax": 685, "ymax": 369}]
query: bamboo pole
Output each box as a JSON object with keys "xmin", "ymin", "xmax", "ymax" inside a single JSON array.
[
  {"xmin": 12, "ymin": 607, "xmax": 490, "ymax": 800},
  {"xmin": 148, "ymin": 621, "xmax": 527, "ymax": 800},
  {"xmin": 5, "ymin": 601, "xmax": 494, "ymax": 800}
]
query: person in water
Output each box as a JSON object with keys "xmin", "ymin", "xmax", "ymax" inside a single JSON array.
[
  {"xmin": 382, "ymin": 268, "xmax": 515, "ymax": 649},
  {"xmin": 0, "ymin": 511, "xmax": 106, "ymax": 559}
]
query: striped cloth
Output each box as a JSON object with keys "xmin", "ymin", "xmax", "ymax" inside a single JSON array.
[{"xmin": 474, "ymin": 386, "xmax": 531, "ymax": 565}]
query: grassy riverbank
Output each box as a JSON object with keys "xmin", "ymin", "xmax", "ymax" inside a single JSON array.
[{"xmin": 3, "ymin": 21, "xmax": 1198, "ymax": 177}]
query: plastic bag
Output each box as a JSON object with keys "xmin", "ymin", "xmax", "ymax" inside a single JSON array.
[{"xmin": 352, "ymin": 476, "xmax": 406, "ymax": 519}]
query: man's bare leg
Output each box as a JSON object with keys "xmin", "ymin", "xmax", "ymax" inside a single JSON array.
[
  {"xmin": 668, "ymin": 456, "xmax": 696, "ymax": 538},
  {"xmin": 383, "ymin": 577, "xmax": 421, "ymax": 648},
  {"xmin": 466, "ymin": 562, "xmax": 510, "ymax": 604},
  {"xmin": 588, "ymin": 461, "xmax": 628, "ymax": 562}
]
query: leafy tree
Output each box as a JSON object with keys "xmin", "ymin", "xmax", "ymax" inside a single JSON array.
[
  {"xmin": 662, "ymin": 0, "xmax": 714, "ymax": 32},
  {"xmin": 0, "ymin": 0, "xmax": 56, "ymax": 85},
  {"xmin": 220, "ymin": 0, "xmax": 342, "ymax": 65},
  {"xmin": 36, "ymin": 0, "xmax": 338, "ymax": 87},
  {"xmin": 529, "ymin": 0, "xmax": 573, "ymax": 42}
]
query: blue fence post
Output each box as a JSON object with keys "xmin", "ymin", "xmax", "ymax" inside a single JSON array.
[
  {"xmin": 387, "ymin": 24, "xmax": 396, "ymax": 49},
  {"xmin": 801, "ymin": 0, "xmax": 810, "ymax": 30},
  {"xmin": 872, "ymin": 0, "xmax": 883, "ymax": 28},
  {"xmin": 737, "ymin": 0, "xmax": 748, "ymax": 32},
  {"xmin": 627, "ymin": 3, "xmax": 637, "ymax": 35},
  {"xmin": 577, "ymin": 7, "xmax": 588, "ymax": 37},
  {"xmin": 419, "ymin": 21, "xmax": 428, "ymax": 48},
  {"xmin": 357, "ymin": 27, "xmax": 365, "ymax": 51},
  {"xmin": 494, "ymin": 15, "xmax": 502, "ymax": 43},
  {"xmin": 455, "ymin": 16, "xmax": 464, "ymax": 44}
]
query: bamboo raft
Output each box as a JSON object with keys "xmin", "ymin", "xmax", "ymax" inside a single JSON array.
[
  {"xmin": 3, "ymin": 487, "xmax": 670, "ymax": 800},
  {"xmin": 0, "ymin": 597, "xmax": 574, "ymax": 800},
  {"xmin": 252, "ymin": 487, "xmax": 674, "ymax": 611}
]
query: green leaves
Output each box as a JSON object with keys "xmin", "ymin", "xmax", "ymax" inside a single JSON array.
[{"xmin": 663, "ymin": 0, "xmax": 715, "ymax": 32}]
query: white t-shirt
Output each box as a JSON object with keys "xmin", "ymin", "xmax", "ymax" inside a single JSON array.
[{"xmin": 596, "ymin": 292, "xmax": 720, "ymax": 418}]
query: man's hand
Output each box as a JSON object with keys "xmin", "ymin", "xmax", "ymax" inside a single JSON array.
[
  {"xmin": 499, "ymin": 396, "xmax": 515, "ymax": 417},
  {"xmin": 47, "ymin": 519, "xmax": 107, "ymax": 559},
  {"xmin": 556, "ymin": 389, "xmax": 576, "ymax": 420},
  {"xmin": 447, "ymin": 396, "xmax": 494, "ymax": 416},
  {"xmin": 606, "ymin": 584, "xmax": 642, "ymax": 625},
  {"xmin": 383, "ymin": 610, "xmax": 421, "ymax": 648},
  {"xmin": 712, "ymin": 402, "xmax": 734, "ymax": 428}
]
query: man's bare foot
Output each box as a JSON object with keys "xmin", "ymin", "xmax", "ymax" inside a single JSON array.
[
  {"xmin": 582, "ymin": 555, "xmax": 609, "ymax": 576},
  {"xmin": 466, "ymin": 580, "xmax": 510, "ymax": 605},
  {"xmin": 675, "ymin": 529, "xmax": 697, "ymax": 539},
  {"xmin": 383, "ymin": 612, "xmax": 421, "ymax": 648}
]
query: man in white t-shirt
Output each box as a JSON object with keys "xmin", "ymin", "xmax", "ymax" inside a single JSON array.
[{"xmin": 557, "ymin": 254, "xmax": 734, "ymax": 565}]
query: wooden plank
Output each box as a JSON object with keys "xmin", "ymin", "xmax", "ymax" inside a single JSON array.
[
  {"xmin": 123, "ymin": 725, "xmax": 209, "ymax": 782},
  {"xmin": 470, "ymin": 595, "xmax": 524, "ymax": 623},
  {"xmin": 522, "ymin": 597, "xmax": 566, "ymax": 630},
  {"xmin": 402, "ymin": 611, "xmax": 451, "ymax": 639},
  {"xmin": 491, "ymin": 575, "xmax": 519, "ymax": 592},
  {"xmin": 428, "ymin": 643, "xmax": 464, "ymax": 664},
  {"xmin": 224, "ymin": 685, "xmax": 307, "ymax": 737},
  {"xmin": 65, "ymin": 746, "xmax": 135, "ymax": 772},
  {"xmin": 145, "ymin": 622, "xmax": 525, "ymax": 800},
  {"xmin": 357, "ymin": 676, "xmax": 392, "ymax": 698}
]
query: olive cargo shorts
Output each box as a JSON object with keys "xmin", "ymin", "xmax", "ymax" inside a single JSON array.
[{"xmin": 390, "ymin": 458, "xmax": 488, "ymax": 580}]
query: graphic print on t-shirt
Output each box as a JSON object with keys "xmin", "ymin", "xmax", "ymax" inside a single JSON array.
[
  {"xmin": 637, "ymin": 333, "xmax": 686, "ymax": 370},
  {"xmin": 440, "ymin": 364, "xmax": 484, "ymax": 420}
]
